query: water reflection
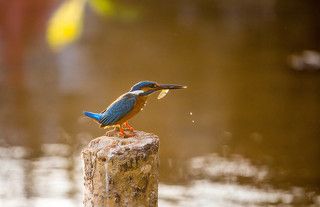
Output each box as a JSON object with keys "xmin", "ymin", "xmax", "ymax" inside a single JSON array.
[
  {"xmin": 189, "ymin": 153, "xmax": 268, "ymax": 182},
  {"xmin": 0, "ymin": 145, "xmax": 82, "ymax": 207},
  {"xmin": 0, "ymin": 0, "xmax": 320, "ymax": 206},
  {"xmin": 1, "ymin": 146, "xmax": 319, "ymax": 206},
  {"xmin": 160, "ymin": 182, "xmax": 294, "ymax": 207}
]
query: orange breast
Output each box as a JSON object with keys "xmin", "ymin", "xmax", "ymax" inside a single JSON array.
[{"xmin": 115, "ymin": 96, "xmax": 147, "ymax": 125}]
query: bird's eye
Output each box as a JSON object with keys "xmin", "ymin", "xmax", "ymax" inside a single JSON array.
[{"xmin": 152, "ymin": 84, "xmax": 157, "ymax": 88}]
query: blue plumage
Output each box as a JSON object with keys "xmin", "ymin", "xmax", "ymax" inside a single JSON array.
[
  {"xmin": 83, "ymin": 92, "xmax": 139, "ymax": 128},
  {"xmin": 99, "ymin": 93, "xmax": 137, "ymax": 127},
  {"xmin": 130, "ymin": 81, "xmax": 157, "ymax": 92},
  {"xmin": 83, "ymin": 111, "xmax": 102, "ymax": 122}
]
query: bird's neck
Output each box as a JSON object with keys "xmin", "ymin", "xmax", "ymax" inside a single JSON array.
[{"xmin": 140, "ymin": 90, "xmax": 157, "ymax": 96}]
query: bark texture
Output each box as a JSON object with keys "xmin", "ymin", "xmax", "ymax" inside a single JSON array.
[{"xmin": 82, "ymin": 131, "xmax": 159, "ymax": 207}]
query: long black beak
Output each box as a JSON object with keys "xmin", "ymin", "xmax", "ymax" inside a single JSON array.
[{"xmin": 158, "ymin": 84, "xmax": 187, "ymax": 90}]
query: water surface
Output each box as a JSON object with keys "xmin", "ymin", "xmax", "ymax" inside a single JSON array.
[{"xmin": 0, "ymin": 0, "xmax": 319, "ymax": 206}]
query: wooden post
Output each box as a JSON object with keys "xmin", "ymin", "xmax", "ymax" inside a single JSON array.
[{"xmin": 81, "ymin": 131, "xmax": 159, "ymax": 207}]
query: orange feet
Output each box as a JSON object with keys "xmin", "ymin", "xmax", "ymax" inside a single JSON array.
[
  {"xmin": 119, "ymin": 126, "xmax": 125, "ymax": 137},
  {"xmin": 113, "ymin": 123, "xmax": 135, "ymax": 138},
  {"xmin": 124, "ymin": 122, "xmax": 135, "ymax": 132}
]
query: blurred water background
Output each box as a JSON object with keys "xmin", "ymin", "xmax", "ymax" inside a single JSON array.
[{"xmin": 0, "ymin": 0, "xmax": 320, "ymax": 206}]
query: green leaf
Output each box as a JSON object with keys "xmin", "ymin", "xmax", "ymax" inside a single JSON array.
[{"xmin": 89, "ymin": 0, "xmax": 115, "ymax": 16}]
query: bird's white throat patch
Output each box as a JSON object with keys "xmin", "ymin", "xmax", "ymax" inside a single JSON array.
[{"xmin": 129, "ymin": 90, "xmax": 144, "ymax": 95}]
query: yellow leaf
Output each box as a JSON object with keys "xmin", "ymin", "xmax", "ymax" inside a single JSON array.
[{"xmin": 47, "ymin": 0, "xmax": 86, "ymax": 51}]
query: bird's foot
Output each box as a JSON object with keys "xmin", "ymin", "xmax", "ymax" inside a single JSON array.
[
  {"xmin": 119, "ymin": 131, "xmax": 135, "ymax": 138},
  {"xmin": 118, "ymin": 127, "xmax": 126, "ymax": 138},
  {"xmin": 123, "ymin": 122, "xmax": 135, "ymax": 132},
  {"xmin": 106, "ymin": 125, "xmax": 135, "ymax": 138}
]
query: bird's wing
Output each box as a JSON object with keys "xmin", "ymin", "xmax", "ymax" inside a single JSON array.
[{"xmin": 99, "ymin": 93, "xmax": 137, "ymax": 127}]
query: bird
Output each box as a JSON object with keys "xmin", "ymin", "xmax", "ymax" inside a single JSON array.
[{"xmin": 83, "ymin": 81, "xmax": 187, "ymax": 137}]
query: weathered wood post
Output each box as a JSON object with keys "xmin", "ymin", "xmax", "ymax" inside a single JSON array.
[{"xmin": 81, "ymin": 130, "xmax": 159, "ymax": 207}]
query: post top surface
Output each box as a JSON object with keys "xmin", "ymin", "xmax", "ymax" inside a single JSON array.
[{"xmin": 82, "ymin": 130, "xmax": 159, "ymax": 159}]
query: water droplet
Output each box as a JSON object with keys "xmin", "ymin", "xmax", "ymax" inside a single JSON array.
[
  {"xmin": 192, "ymin": 120, "xmax": 195, "ymax": 123},
  {"xmin": 189, "ymin": 112, "xmax": 193, "ymax": 115}
]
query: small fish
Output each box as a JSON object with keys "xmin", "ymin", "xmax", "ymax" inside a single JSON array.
[{"xmin": 157, "ymin": 89, "xmax": 170, "ymax": 99}]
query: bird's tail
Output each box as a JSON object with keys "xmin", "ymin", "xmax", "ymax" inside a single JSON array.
[{"xmin": 83, "ymin": 111, "xmax": 101, "ymax": 122}]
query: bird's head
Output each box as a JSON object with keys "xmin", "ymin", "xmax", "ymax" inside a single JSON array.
[{"xmin": 130, "ymin": 81, "xmax": 187, "ymax": 96}]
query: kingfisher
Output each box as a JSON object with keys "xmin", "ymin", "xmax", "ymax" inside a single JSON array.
[{"xmin": 83, "ymin": 81, "xmax": 186, "ymax": 137}]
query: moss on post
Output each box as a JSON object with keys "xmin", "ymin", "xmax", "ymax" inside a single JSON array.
[{"xmin": 82, "ymin": 131, "xmax": 159, "ymax": 207}]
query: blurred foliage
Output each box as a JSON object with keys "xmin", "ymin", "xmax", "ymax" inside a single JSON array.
[
  {"xmin": 47, "ymin": 0, "xmax": 86, "ymax": 51},
  {"xmin": 89, "ymin": 0, "xmax": 140, "ymax": 21},
  {"xmin": 89, "ymin": 0, "xmax": 115, "ymax": 16},
  {"xmin": 46, "ymin": 0, "xmax": 139, "ymax": 51}
]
